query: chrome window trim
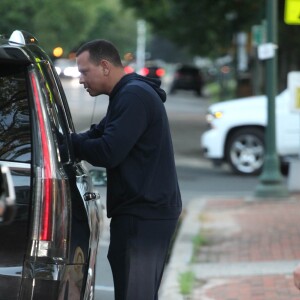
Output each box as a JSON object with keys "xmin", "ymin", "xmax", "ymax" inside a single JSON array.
[{"xmin": 0, "ymin": 161, "xmax": 30, "ymax": 171}]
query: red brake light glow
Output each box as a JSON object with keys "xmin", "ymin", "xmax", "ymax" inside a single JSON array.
[
  {"xmin": 140, "ymin": 67, "xmax": 149, "ymax": 76},
  {"xmin": 124, "ymin": 65, "xmax": 134, "ymax": 74},
  {"xmin": 156, "ymin": 68, "xmax": 165, "ymax": 77},
  {"xmin": 30, "ymin": 72, "xmax": 53, "ymax": 241}
]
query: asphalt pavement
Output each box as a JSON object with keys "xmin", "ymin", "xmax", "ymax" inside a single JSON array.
[{"xmin": 159, "ymin": 193, "xmax": 300, "ymax": 300}]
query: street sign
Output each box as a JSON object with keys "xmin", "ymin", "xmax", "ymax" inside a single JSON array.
[
  {"xmin": 285, "ymin": 0, "xmax": 300, "ymax": 25},
  {"xmin": 257, "ymin": 43, "xmax": 277, "ymax": 60},
  {"xmin": 251, "ymin": 21, "xmax": 267, "ymax": 47},
  {"xmin": 252, "ymin": 25, "xmax": 264, "ymax": 46}
]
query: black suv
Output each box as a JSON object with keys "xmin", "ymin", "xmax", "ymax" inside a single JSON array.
[
  {"xmin": 169, "ymin": 65, "xmax": 203, "ymax": 96},
  {"xmin": 0, "ymin": 30, "xmax": 102, "ymax": 299}
]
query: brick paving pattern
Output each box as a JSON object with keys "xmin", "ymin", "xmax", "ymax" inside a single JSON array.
[
  {"xmin": 191, "ymin": 197, "xmax": 300, "ymax": 300},
  {"xmin": 192, "ymin": 275, "xmax": 300, "ymax": 300}
]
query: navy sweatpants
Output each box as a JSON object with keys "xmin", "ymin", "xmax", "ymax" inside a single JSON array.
[{"xmin": 107, "ymin": 215, "xmax": 178, "ymax": 300}]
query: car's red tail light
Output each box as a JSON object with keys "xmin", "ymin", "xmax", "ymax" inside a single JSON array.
[
  {"xmin": 30, "ymin": 72, "xmax": 53, "ymax": 241},
  {"xmin": 124, "ymin": 65, "xmax": 135, "ymax": 74},
  {"xmin": 156, "ymin": 68, "xmax": 165, "ymax": 77},
  {"xmin": 29, "ymin": 71, "xmax": 69, "ymax": 259},
  {"xmin": 140, "ymin": 67, "xmax": 149, "ymax": 76}
]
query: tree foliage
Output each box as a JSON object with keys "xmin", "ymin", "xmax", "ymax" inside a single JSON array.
[
  {"xmin": 121, "ymin": 0, "xmax": 300, "ymax": 87},
  {"xmin": 84, "ymin": 0, "xmax": 138, "ymax": 58},
  {"xmin": 120, "ymin": 0, "xmax": 300, "ymax": 60},
  {"xmin": 0, "ymin": 0, "xmax": 137, "ymax": 57},
  {"xmin": 121, "ymin": 0, "xmax": 265, "ymax": 57}
]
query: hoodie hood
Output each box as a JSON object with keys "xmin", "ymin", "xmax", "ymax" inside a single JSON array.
[
  {"xmin": 110, "ymin": 73, "xmax": 167, "ymax": 103},
  {"xmin": 134, "ymin": 73, "xmax": 167, "ymax": 103}
]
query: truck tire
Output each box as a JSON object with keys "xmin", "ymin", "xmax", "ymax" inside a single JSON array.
[{"xmin": 226, "ymin": 128, "xmax": 264, "ymax": 175}]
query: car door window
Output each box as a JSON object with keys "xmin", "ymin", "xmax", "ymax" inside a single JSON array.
[
  {"xmin": 0, "ymin": 65, "xmax": 31, "ymax": 162},
  {"xmin": 36, "ymin": 61, "xmax": 73, "ymax": 164}
]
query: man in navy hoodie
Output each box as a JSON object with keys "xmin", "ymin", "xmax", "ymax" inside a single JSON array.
[{"xmin": 72, "ymin": 39, "xmax": 182, "ymax": 300}]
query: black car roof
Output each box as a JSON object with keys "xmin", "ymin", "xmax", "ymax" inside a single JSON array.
[{"xmin": 0, "ymin": 30, "xmax": 51, "ymax": 65}]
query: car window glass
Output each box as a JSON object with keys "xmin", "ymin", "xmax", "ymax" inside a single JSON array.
[
  {"xmin": 36, "ymin": 61, "xmax": 71, "ymax": 163},
  {"xmin": 0, "ymin": 65, "xmax": 31, "ymax": 162}
]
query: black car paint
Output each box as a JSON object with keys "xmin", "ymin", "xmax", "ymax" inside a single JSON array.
[{"xmin": 0, "ymin": 31, "xmax": 101, "ymax": 300}]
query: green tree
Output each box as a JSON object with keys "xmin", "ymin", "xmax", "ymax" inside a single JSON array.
[
  {"xmin": 0, "ymin": 0, "xmax": 138, "ymax": 57},
  {"xmin": 84, "ymin": 0, "xmax": 138, "ymax": 59},
  {"xmin": 120, "ymin": 0, "xmax": 264, "ymax": 57},
  {"xmin": 0, "ymin": 0, "xmax": 37, "ymax": 34},
  {"xmin": 121, "ymin": 0, "xmax": 300, "ymax": 92},
  {"xmin": 120, "ymin": 0, "xmax": 300, "ymax": 62},
  {"xmin": 0, "ymin": 0, "xmax": 98, "ymax": 54},
  {"xmin": 35, "ymin": 0, "xmax": 100, "ymax": 54}
]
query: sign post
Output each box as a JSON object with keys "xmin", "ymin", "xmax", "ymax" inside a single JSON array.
[
  {"xmin": 255, "ymin": 0, "xmax": 289, "ymax": 198},
  {"xmin": 136, "ymin": 20, "xmax": 146, "ymax": 75}
]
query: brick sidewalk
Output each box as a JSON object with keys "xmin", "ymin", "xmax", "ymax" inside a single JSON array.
[
  {"xmin": 192, "ymin": 274, "xmax": 299, "ymax": 300},
  {"xmin": 190, "ymin": 196, "xmax": 300, "ymax": 300}
]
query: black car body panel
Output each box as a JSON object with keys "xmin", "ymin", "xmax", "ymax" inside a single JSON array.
[{"xmin": 0, "ymin": 30, "xmax": 101, "ymax": 300}]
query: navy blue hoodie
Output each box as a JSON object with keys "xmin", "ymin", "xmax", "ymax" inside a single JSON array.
[{"xmin": 72, "ymin": 73, "xmax": 182, "ymax": 219}]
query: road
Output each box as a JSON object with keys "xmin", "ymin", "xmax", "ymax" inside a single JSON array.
[
  {"xmin": 62, "ymin": 78, "xmax": 263, "ymax": 300},
  {"xmin": 164, "ymin": 91, "xmax": 261, "ymax": 200}
]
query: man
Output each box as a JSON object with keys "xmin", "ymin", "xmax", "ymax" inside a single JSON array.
[{"xmin": 71, "ymin": 39, "xmax": 182, "ymax": 300}]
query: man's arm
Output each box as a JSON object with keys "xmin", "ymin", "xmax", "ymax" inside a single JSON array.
[
  {"xmin": 71, "ymin": 116, "xmax": 107, "ymax": 160},
  {"xmin": 86, "ymin": 116, "xmax": 107, "ymax": 138},
  {"xmin": 72, "ymin": 92, "xmax": 148, "ymax": 168}
]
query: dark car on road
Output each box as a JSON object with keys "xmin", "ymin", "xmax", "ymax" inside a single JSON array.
[
  {"xmin": 140, "ymin": 65, "xmax": 165, "ymax": 79},
  {"xmin": 170, "ymin": 65, "xmax": 203, "ymax": 96},
  {"xmin": 0, "ymin": 30, "xmax": 102, "ymax": 300},
  {"xmin": 124, "ymin": 61, "xmax": 165, "ymax": 79}
]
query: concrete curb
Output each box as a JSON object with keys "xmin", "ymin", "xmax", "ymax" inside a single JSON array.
[
  {"xmin": 159, "ymin": 198, "xmax": 206, "ymax": 300},
  {"xmin": 192, "ymin": 260, "xmax": 299, "ymax": 278}
]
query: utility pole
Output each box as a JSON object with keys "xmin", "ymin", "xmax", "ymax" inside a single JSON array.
[
  {"xmin": 255, "ymin": 0, "xmax": 289, "ymax": 198},
  {"xmin": 136, "ymin": 19, "xmax": 146, "ymax": 75}
]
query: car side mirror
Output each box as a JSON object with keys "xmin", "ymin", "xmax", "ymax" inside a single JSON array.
[{"xmin": 0, "ymin": 166, "xmax": 16, "ymax": 225}]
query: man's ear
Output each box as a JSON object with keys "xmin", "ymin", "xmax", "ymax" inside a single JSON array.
[{"xmin": 100, "ymin": 60, "xmax": 110, "ymax": 76}]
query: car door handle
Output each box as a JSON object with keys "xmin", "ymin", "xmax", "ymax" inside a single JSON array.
[{"xmin": 83, "ymin": 192, "xmax": 100, "ymax": 201}]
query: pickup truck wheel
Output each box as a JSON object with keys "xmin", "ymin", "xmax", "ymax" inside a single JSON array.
[{"xmin": 226, "ymin": 128, "xmax": 264, "ymax": 175}]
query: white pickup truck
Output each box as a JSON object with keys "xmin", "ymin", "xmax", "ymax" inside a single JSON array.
[{"xmin": 201, "ymin": 89, "xmax": 300, "ymax": 175}]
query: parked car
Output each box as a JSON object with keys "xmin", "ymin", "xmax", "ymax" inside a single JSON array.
[
  {"xmin": 0, "ymin": 30, "xmax": 103, "ymax": 299},
  {"xmin": 169, "ymin": 65, "xmax": 203, "ymax": 96},
  {"xmin": 201, "ymin": 89, "xmax": 299, "ymax": 175}
]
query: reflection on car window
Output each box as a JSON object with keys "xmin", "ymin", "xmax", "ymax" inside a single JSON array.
[
  {"xmin": 37, "ymin": 62, "xmax": 70, "ymax": 163},
  {"xmin": 0, "ymin": 66, "xmax": 31, "ymax": 162}
]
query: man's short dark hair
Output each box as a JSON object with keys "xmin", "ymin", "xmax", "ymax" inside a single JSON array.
[{"xmin": 76, "ymin": 39, "xmax": 123, "ymax": 67}]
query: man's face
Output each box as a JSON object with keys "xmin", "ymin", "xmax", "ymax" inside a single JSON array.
[{"xmin": 76, "ymin": 51, "xmax": 107, "ymax": 96}]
